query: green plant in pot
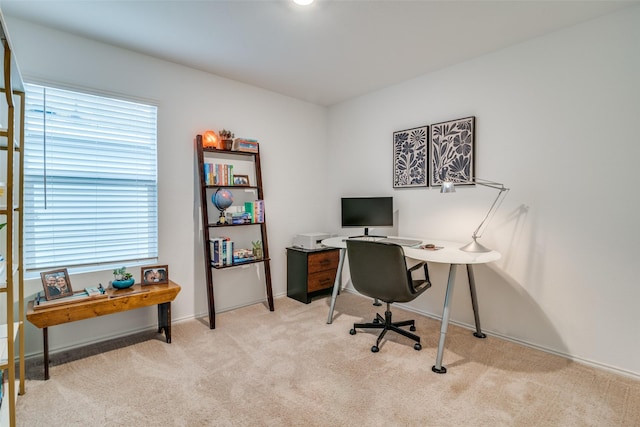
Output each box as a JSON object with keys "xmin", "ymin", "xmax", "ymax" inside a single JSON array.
[
  {"xmin": 252, "ymin": 240, "xmax": 263, "ymax": 259},
  {"xmin": 112, "ymin": 266, "xmax": 135, "ymax": 289}
]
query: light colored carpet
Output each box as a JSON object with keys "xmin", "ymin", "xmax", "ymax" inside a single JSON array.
[{"xmin": 16, "ymin": 293, "xmax": 640, "ymax": 426}]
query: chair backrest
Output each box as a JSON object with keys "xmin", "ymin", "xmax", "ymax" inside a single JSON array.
[{"xmin": 346, "ymin": 239, "xmax": 421, "ymax": 304}]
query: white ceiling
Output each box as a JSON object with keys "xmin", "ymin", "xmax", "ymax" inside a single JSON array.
[{"xmin": 1, "ymin": 0, "xmax": 637, "ymax": 106}]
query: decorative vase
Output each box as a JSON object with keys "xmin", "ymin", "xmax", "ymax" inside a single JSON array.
[{"xmin": 112, "ymin": 278, "xmax": 135, "ymax": 289}]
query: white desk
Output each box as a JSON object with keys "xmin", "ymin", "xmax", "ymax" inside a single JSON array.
[{"xmin": 322, "ymin": 236, "xmax": 501, "ymax": 374}]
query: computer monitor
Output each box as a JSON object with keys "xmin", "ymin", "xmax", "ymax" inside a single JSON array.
[{"xmin": 341, "ymin": 196, "xmax": 393, "ymax": 237}]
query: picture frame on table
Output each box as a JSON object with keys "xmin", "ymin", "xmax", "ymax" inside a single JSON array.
[
  {"xmin": 141, "ymin": 265, "xmax": 169, "ymax": 285},
  {"xmin": 233, "ymin": 175, "xmax": 250, "ymax": 186},
  {"xmin": 40, "ymin": 268, "xmax": 73, "ymax": 300},
  {"xmin": 393, "ymin": 125, "xmax": 429, "ymax": 188},
  {"xmin": 429, "ymin": 116, "xmax": 475, "ymax": 187}
]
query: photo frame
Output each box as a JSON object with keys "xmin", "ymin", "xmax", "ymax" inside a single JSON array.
[
  {"xmin": 429, "ymin": 116, "xmax": 475, "ymax": 187},
  {"xmin": 141, "ymin": 265, "xmax": 169, "ymax": 285},
  {"xmin": 40, "ymin": 268, "xmax": 73, "ymax": 300},
  {"xmin": 233, "ymin": 175, "xmax": 250, "ymax": 186},
  {"xmin": 393, "ymin": 125, "xmax": 428, "ymax": 188}
]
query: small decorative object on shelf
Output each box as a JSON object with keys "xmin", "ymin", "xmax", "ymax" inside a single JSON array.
[
  {"xmin": 233, "ymin": 174, "xmax": 250, "ymax": 186},
  {"xmin": 219, "ymin": 129, "xmax": 234, "ymax": 150},
  {"xmin": 252, "ymin": 240, "xmax": 263, "ymax": 259},
  {"xmin": 212, "ymin": 188, "xmax": 234, "ymax": 224},
  {"xmin": 202, "ymin": 130, "xmax": 219, "ymax": 148},
  {"xmin": 112, "ymin": 266, "xmax": 135, "ymax": 289}
]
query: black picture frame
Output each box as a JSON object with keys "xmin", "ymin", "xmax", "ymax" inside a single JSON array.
[
  {"xmin": 393, "ymin": 125, "xmax": 429, "ymax": 188},
  {"xmin": 40, "ymin": 268, "xmax": 74, "ymax": 300},
  {"xmin": 429, "ymin": 116, "xmax": 475, "ymax": 187},
  {"xmin": 141, "ymin": 265, "xmax": 169, "ymax": 285}
]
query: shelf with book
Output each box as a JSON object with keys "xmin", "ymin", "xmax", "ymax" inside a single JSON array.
[{"xmin": 195, "ymin": 134, "xmax": 274, "ymax": 329}]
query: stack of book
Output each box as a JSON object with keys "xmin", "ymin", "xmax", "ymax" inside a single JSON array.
[
  {"xmin": 233, "ymin": 248, "xmax": 256, "ymax": 264},
  {"xmin": 232, "ymin": 138, "xmax": 259, "ymax": 153},
  {"xmin": 225, "ymin": 211, "xmax": 252, "ymax": 224}
]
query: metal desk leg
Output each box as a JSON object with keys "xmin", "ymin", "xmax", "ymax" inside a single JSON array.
[
  {"xmin": 43, "ymin": 327, "xmax": 50, "ymax": 380},
  {"xmin": 467, "ymin": 264, "xmax": 486, "ymax": 339},
  {"xmin": 432, "ymin": 264, "xmax": 458, "ymax": 374},
  {"xmin": 327, "ymin": 247, "xmax": 346, "ymax": 324}
]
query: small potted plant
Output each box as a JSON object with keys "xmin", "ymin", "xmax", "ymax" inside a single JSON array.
[
  {"xmin": 219, "ymin": 129, "xmax": 234, "ymax": 150},
  {"xmin": 252, "ymin": 240, "xmax": 263, "ymax": 259},
  {"xmin": 112, "ymin": 266, "xmax": 135, "ymax": 289}
]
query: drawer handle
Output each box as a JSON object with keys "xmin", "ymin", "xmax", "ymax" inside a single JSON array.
[{"xmin": 319, "ymin": 278, "xmax": 331, "ymax": 284}]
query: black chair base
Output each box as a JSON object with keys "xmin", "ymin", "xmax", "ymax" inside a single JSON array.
[{"xmin": 350, "ymin": 308, "xmax": 422, "ymax": 352}]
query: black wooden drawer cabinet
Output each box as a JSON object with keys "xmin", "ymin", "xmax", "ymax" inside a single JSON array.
[{"xmin": 286, "ymin": 247, "xmax": 339, "ymax": 303}]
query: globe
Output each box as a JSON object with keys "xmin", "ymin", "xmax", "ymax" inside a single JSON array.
[{"xmin": 212, "ymin": 189, "xmax": 233, "ymax": 212}]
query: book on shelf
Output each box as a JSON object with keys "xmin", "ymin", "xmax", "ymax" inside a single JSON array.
[
  {"xmin": 210, "ymin": 237, "xmax": 233, "ymax": 266},
  {"xmin": 244, "ymin": 200, "xmax": 265, "ymax": 223},
  {"xmin": 85, "ymin": 285, "xmax": 105, "ymax": 297},
  {"xmin": 203, "ymin": 163, "xmax": 235, "ymax": 186}
]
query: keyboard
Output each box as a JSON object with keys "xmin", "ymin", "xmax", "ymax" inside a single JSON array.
[
  {"xmin": 347, "ymin": 236, "xmax": 385, "ymax": 242},
  {"xmin": 378, "ymin": 237, "xmax": 422, "ymax": 247}
]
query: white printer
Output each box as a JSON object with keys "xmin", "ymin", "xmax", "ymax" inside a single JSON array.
[{"xmin": 293, "ymin": 232, "xmax": 330, "ymax": 250}]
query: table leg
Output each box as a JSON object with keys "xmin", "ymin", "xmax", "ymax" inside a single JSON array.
[
  {"xmin": 432, "ymin": 264, "xmax": 458, "ymax": 374},
  {"xmin": 467, "ymin": 264, "xmax": 486, "ymax": 339},
  {"xmin": 157, "ymin": 302, "xmax": 172, "ymax": 343},
  {"xmin": 327, "ymin": 248, "xmax": 346, "ymax": 324},
  {"xmin": 43, "ymin": 327, "xmax": 50, "ymax": 380}
]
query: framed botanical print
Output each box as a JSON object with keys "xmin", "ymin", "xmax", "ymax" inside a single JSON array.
[
  {"xmin": 429, "ymin": 116, "xmax": 475, "ymax": 187},
  {"xmin": 393, "ymin": 125, "xmax": 428, "ymax": 188}
]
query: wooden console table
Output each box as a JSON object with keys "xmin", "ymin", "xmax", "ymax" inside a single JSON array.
[{"xmin": 26, "ymin": 281, "xmax": 181, "ymax": 380}]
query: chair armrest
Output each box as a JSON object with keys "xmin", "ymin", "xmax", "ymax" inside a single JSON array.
[
  {"xmin": 408, "ymin": 262, "xmax": 426, "ymax": 274},
  {"xmin": 407, "ymin": 262, "xmax": 431, "ymax": 292}
]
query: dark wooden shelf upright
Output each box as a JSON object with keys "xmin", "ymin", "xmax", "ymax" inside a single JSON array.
[{"xmin": 195, "ymin": 134, "xmax": 274, "ymax": 329}]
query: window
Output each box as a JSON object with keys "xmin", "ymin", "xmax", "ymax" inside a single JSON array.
[{"xmin": 24, "ymin": 83, "xmax": 158, "ymax": 270}]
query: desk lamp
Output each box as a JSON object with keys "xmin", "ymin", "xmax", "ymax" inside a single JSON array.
[{"xmin": 440, "ymin": 178, "xmax": 509, "ymax": 253}]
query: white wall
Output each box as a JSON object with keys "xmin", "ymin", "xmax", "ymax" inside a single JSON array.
[
  {"xmin": 327, "ymin": 6, "xmax": 640, "ymax": 377},
  {"xmin": 6, "ymin": 18, "xmax": 330, "ymax": 356}
]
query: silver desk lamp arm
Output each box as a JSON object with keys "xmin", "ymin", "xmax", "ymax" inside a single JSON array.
[{"xmin": 461, "ymin": 178, "xmax": 509, "ymax": 253}]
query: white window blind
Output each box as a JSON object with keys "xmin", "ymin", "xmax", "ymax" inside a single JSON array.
[{"xmin": 24, "ymin": 83, "xmax": 158, "ymax": 270}]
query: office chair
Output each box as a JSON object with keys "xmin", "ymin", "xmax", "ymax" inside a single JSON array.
[{"xmin": 346, "ymin": 239, "xmax": 431, "ymax": 353}]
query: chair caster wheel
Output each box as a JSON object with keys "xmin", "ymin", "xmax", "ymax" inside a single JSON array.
[
  {"xmin": 373, "ymin": 318, "xmax": 380, "ymax": 323},
  {"xmin": 371, "ymin": 346, "xmax": 379, "ymax": 353},
  {"xmin": 349, "ymin": 328, "xmax": 356, "ymax": 335},
  {"xmin": 414, "ymin": 343, "xmax": 422, "ymax": 351},
  {"xmin": 410, "ymin": 325, "xmax": 416, "ymax": 331}
]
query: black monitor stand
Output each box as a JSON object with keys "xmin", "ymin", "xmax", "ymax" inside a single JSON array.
[{"xmin": 348, "ymin": 227, "xmax": 386, "ymax": 239}]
